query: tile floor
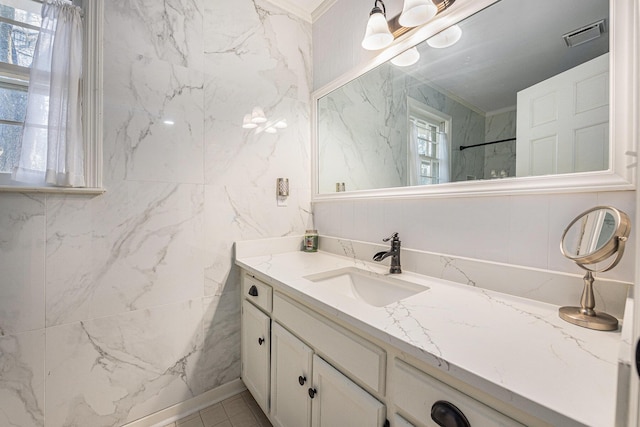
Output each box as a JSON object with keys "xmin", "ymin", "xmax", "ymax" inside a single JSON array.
[{"xmin": 163, "ymin": 390, "xmax": 272, "ymax": 427}]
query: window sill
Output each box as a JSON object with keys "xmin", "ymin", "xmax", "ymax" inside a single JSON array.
[{"xmin": 0, "ymin": 185, "xmax": 105, "ymax": 195}]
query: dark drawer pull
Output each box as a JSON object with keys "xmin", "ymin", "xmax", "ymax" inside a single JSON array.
[
  {"xmin": 258, "ymin": 337, "xmax": 264, "ymax": 345},
  {"xmin": 298, "ymin": 375, "xmax": 306, "ymax": 386},
  {"xmin": 431, "ymin": 400, "xmax": 471, "ymax": 427},
  {"xmin": 308, "ymin": 387, "xmax": 317, "ymax": 398},
  {"xmin": 248, "ymin": 285, "xmax": 258, "ymax": 297}
]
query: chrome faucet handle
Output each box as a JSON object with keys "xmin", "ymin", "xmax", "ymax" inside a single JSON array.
[{"xmin": 383, "ymin": 232, "xmax": 399, "ymax": 243}]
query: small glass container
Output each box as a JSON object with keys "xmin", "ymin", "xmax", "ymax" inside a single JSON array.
[{"xmin": 303, "ymin": 230, "xmax": 318, "ymax": 252}]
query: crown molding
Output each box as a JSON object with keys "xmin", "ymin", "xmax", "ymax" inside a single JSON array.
[
  {"xmin": 264, "ymin": 0, "xmax": 336, "ymax": 23},
  {"xmin": 265, "ymin": 0, "xmax": 312, "ymax": 22},
  {"xmin": 312, "ymin": 0, "xmax": 337, "ymax": 22}
]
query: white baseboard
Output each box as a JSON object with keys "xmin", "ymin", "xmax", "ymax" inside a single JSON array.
[{"xmin": 123, "ymin": 379, "xmax": 247, "ymax": 427}]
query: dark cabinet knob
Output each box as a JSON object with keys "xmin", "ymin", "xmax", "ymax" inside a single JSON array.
[
  {"xmin": 308, "ymin": 388, "xmax": 317, "ymax": 399},
  {"xmin": 248, "ymin": 285, "xmax": 258, "ymax": 297},
  {"xmin": 298, "ymin": 376, "xmax": 306, "ymax": 386},
  {"xmin": 258, "ymin": 337, "xmax": 264, "ymax": 345},
  {"xmin": 635, "ymin": 338, "xmax": 640, "ymax": 378},
  {"xmin": 431, "ymin": 400, "xmax": 471, "ymax": 427}
]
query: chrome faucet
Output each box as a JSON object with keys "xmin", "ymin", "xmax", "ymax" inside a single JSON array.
[{"xmin": 373, "ymin": 232, "xmax": 402, "ymax": 274}]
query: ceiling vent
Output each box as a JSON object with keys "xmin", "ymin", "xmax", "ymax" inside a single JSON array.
[{"xmin": 563, "ymin": 19, "xmax": 607, "ymax": 47}]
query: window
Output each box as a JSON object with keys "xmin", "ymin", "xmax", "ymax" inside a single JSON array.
[
  {"xmin": 408, "ymin": 98, "xmax": 451, "ymax": 186},
  {"xmin": 0, "ymin": 0, "xmax": 103, "ymax": 191},
  {"xmin": 0, "ymin": 0, "xmax": 41, "ymax": 180}
]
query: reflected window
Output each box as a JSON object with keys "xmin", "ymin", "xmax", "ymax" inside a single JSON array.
[{"xmin": 408, "ymin": 100, "xmax": 450, "ymax": 186}]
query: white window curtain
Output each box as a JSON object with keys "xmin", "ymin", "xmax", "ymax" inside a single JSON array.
[
  {"xmin": 13, "ymin": 0, "xmax": 84, "ymax": 187},
  {"xmin": 408, "ymin": 121, "xmax": 422, "ymax": 186},
  {"xmin": 438, "ymin": 131, "xmax": 449, "ymax": 184}
]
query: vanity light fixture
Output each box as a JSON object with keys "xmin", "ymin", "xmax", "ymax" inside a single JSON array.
[
  {"xmin": 426, "ymin": 24, "xmax": 462, "ymax": 48},
  {"xmin": 361, "ymin": 0, "xmax": 394, "ymax": 51},
  {"xmin": 399, "ymin": 0, "xmax": 437, "ymax": 28},
  {"xmin": 391, "ymin": 46, "xmax": 420, "ymax": 66}
]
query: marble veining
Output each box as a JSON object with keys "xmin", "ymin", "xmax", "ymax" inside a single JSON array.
[
  {"xmin": 103, "ymin": 53, "xmax": 205, "ymax": 185},
  {"xmin": 105, "ymin": 0, "xmax": 204, "ymax": 70},
  {"xmin": 45, "ymin": 182, "xmax": 204, "ymax": 327},
  {"xmin": 0, "ymin": 193, "xmax": 45, "ymax": 335},
  {"xmin": 45, "ymin": 301, "xmax": 203, "ymax": 427},
  {"xmin": 384, "ymin": 301, "xmax": 450, "ymax": 370},
  {"xmin": 0, "ymin": 330, "xmax": 45, "ymax": 427}
]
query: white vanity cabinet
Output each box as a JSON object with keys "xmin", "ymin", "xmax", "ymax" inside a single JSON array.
[
  {"xmin": 270, "ymin": 322, "xmax": 313, "ymax": 427},
  {"xmin": 241, "ymin": 299, "xmax": 270, "ymax": 414},
  {"xmin": 241, "ymin": 272, "xmax": 387, "ymax": 427},
  {"xmin": 311, "ymin": 354, "xmax": 386, "ymax": 427},
  {"xmin": 241, "ymin": 271, "xmax": 523, "ymax": 427},
  {"xmin": 270, "ymin": 322, "xmax": 386, "ymax": 427}
]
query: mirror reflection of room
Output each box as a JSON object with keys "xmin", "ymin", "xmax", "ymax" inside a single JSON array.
[{"xmin": 317, "ymin": 0, "xmax": 609, "ymax": 193}]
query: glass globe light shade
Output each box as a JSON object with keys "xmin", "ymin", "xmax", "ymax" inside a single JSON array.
[
  {"xmin": 427, "ymin": 24, "xmax": 462, "ymax": 48},
  {"xmin": 362, "ymin": 11, "xmax": 393, "ymax": 50},
  {"xmin": 399, "ymin": 0, "xmax": 437, "ymax": 28},
  {"xmin": 391, "ymin": 47, "xmax": 420, "ymax": 66}
]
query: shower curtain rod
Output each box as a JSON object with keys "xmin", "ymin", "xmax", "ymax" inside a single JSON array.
[{"xmin": 459, "ymin": 137, "xmax": 515, "ymax": 151}]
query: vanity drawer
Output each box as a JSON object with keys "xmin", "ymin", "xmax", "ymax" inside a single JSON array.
[
  {"xmin": 273, "ymin": 292, "xmax": 386, "ymax": 394},
  {"xmin": 391, "ymin": 359, "xmax": 524, "ymax": 427},
  {"xmin": 243, "ymin": 274, "xmax": 272, "ymax": 313}
]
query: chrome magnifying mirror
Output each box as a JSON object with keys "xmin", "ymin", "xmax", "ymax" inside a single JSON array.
[{"xmin": 559, "ymin": 206, "xmax": 631, "ymax": 331}]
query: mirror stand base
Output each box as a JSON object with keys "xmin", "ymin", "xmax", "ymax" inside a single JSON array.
[{"xmin": 559, "ymin": 306, "xmax": 618, "ymax": 331}]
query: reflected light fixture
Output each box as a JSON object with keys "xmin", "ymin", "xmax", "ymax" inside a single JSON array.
[
  {"xmin": 274, "ymin": 119, "xmax": 288, "ymax": 129},
  {"xmin": 251, "ymin": 106, "xmax": 267, "ymax": 124},
  {"xmin": 242, "ymin": 114, "xmax": 257, "ymax": 129},
  {"xmin": 241, "ymin": 106, "xmax": 287, "ymax": 135},
  {"xmin": 427, "ymin": 24, "xmax": 462, "ymax": 48},
  {"xmin": 391, "ymin": 46, "xmax": 420, "ymax": 66},
  {"xmin": 399, "ymin": 0, "xmax": 437, "ymax": 28},
  {"xmin": 361, "ymin": 0, "xmax": 393, "ymax": 51}
]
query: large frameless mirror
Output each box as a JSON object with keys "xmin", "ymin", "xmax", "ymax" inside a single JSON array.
[{"xmin": 312, "ymin": 0, "xmax": 636, "ymax": 199}]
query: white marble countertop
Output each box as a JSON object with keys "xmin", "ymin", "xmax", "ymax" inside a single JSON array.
[{"xmin": 236, "ymin": 247, "xmax": 622, "ymax": 427}]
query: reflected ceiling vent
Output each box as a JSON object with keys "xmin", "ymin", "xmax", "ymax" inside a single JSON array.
[{"xmin": 563, "ymin": 19, "xmax": 606, "ymax": 47}]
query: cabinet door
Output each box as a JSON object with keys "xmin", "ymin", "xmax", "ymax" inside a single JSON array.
[
  {"xmin": 271, "ymin": 322, "xmax": 313, "ymax": 427},
  {"xmin": 311, "ymin": 355, "xmax": 385, "ymax": 427},
  {"xmin": 241, "ymin": 300, "xmax": 270, "ymax": 413}
]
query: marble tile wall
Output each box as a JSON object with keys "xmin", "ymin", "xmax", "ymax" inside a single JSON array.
[
  {"xmin": 317, "ymin": 65, "xmax": 407, "ymax": 193},
  {"xmin": 0, "ymin": 1, "xmax": 311, "ymax": 426}
]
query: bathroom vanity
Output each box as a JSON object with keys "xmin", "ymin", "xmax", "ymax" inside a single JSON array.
[{"xmin": 236, "ymin": 236, "xmax": 629, "ymax": 427}]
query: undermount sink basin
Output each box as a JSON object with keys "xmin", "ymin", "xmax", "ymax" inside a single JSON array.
[{"xmin": 304, "ymin": 267, "xmax": 429, "ymax": 307}]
